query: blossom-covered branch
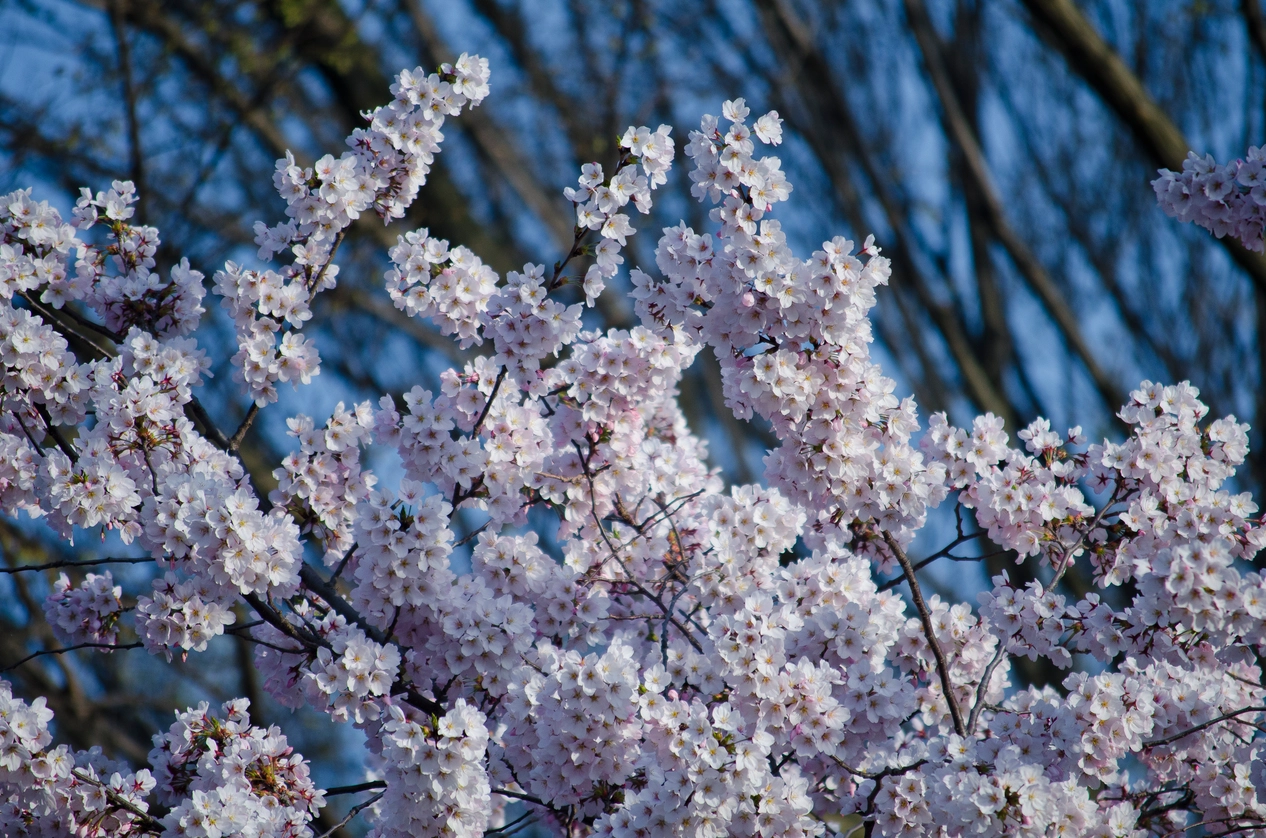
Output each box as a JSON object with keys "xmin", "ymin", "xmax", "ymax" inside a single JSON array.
[{"xmin": 3, "ymin": 50, "xmax": 1266, "ymax": 838}]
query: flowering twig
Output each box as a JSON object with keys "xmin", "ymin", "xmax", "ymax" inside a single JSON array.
[
  {"xmin": 571, "ymin": 440, "xmax": 703, "ymax": 653},
  {"xmin": 328, "ymin": 542, "xmax": 358, "ymax": 583},
  {"xmin": 71, "ymin": 768, "xmax": 163, "ymax": 833},
  {"xmin": 1049, "ymin": 479, "xmax": 1126, "ymax": 591},
  {"xmin": 305, "ymin": 229, "xmax": 346, "ymax": 303}
]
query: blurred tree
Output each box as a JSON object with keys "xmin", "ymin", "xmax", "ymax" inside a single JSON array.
[{"xmin": 1, "ymin": 0, "xmax": 1263, "ymax": 830}]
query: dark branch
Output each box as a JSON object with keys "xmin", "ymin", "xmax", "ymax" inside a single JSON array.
[
  {"xmin": 3, "ymin": 641, "xmax": 144, "ymax": 673},
  {"xmin": 325, "ymin": 780, "xmax": 388, "ymax": 796},
  {"xmin": 0, "ymin": 556, "xmax": 151, "ymax": 574},
  {"xmin": 884, "ymin": 531, "xmax": 966, "ymax": 737}
]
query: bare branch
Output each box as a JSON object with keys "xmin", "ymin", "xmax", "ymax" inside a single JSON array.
[
  {"xmin": 3, "ymin": 641, "xmax": 144, "ymax": 674},
  {"xmin": 0, "ymin": 556, "xmax": 152, "ymax": 574},
  {"xmin": 229, "ymin": 404, "xmax": 260, "ymax": 452},
  {"xmin": 967, "ymin": 643, "xmax": 1008, "ymax": 735},
  {"xmin": 316, "ymin": 790, "xmax": 385, "ymax": 838},
  {"xmin": 325, "ymin": 780, "xmax": 388, "ymax": 796}
]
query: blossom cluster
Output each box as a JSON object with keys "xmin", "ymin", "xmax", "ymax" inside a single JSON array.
[
  {"xmin": 633, "ymin": 98, "xmax": 945, "ymax": 552},
  {"xmin": 72, "ymin": 183, "xmax": 207, "ymax": 338},
  {"xmin": 2, "ymin": 680, "xmax": 324, "ymax": 838},
  {"xmin": 1154, "ymin": 146, "xmax": 1266, "ymax": 251},
  {"xmin": 307, "ymin": 626, "xmax": 402, "ymax": 725},
  {"xmin": 568, "ymin": 124, "xmax": 674, "ymax": 305},
  {"xmin": 221, "ymin": 54, "xmax": 491, "ymax": 405},
  {"xmin": 271, "ymin": 402, "xmax": 377, "ymax": 564},
  {"xmin": 135, "ymin": 572, "xmax": 237, "ymax": 659},
  {"xmin": 7, "ymin": 57, "xmax": 1266, "ymax": 838},
  {"xmin": 0, "ymin": 273, "xmax": 92, "ymax": 427},
  {"xmin": 1, "ymin": 678, "xmax": 158, "ymax": 838},
  {"xmin": 385, "ymin": 233, "xmax": 499, "ymax": 346},
  {"xmin": 149, "ymin": 699, "xmax": 322, "ymax": 838},
  {"xmin": 44, "ymin": 571, "xmax": 124, "ymax": 646},
  {"xmin": 373, "ymin": 700, "xmax": 493, "ymax": 838}
]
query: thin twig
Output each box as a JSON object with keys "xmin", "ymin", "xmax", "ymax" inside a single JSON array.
[
  {"xmin": 44, "ymin": 298, "xmax": 123, "ymax": 344},
  {"xmin": 830, "ymin": 756, "xmax": 928, "ymax": 781},
  {"xmin": 967, "ymin": 643, "xmax": 1007, "ymax": 735},
  {"xmin": 230, "ymin": 632, "xmax": 306, "ymax": 655},
  {"xmin": 571, "ymin": 440, "xmax": 703, "ymax": 653},
  {"xmin": 1143, "ymin": 705, "xmax": 1266, "ymax": 748},
  {"xmin": 0, "ymin": 556, "xmax": 152, "ymax": 574},
  {"xmin": 660, "ymin": 568, "xmax": 716, "ymax": 669},
  {"xmin": 493, "ymin": 788, "xmax": 553, "ymax": 807},
  {"xmin": 316, "ymin": 790, "xmax": 384, "ymax": 838},
  {"xmin": 877, "ymin": 543, "xmax": 991, "ymax": 592},
  {"xmin": 329, "ymin": 543, "xmax": 358, "ymax": 583},
  {"xmin": 455, "ymin": 522, "xmax": 491, "ymax": 548},
  {"xmin": 12, "ymin": 410, "xmax": 46, "ymax": 456},
  {"xmin": 34, "ymin": 403, "xmax": 77, "ymax": 462},
  {"xmin": 242, "ymin": 592, "xmax": 326, "ymax": 651},
  {"xmin": 325, "ymin": 780, "xmax": 388, "ymax": 796},
  {"xmin": 3, "ymin": 641, "xmax": 144, "ymax": 673},
  {"xmin": 186, "ymin": 397, "xmax": 232, "ymax": 450},
  {"xmin": 448, "ymin": 365, "xmax": 510, "ymax": 509},
  {"xmin": 306, "ymin": 230, "xmax": 346, "ymax": 303},
  {"xmin": 17, "ymin": 291, "xmax": 117, "ymax": 357},
  {"xmin": 471, "ymin": 365, "xmax": 508, "ymax": 439},
  {"xmin": 485, "ymin": 810, "xmax": 538, "ymax": 837},
  {"xmin": 884, "ymin": 531, "xmax": 966, "ymax": 736},
  {"xmin": 876, "ymin": 507, "xmax": 986, "ymax": 592},
  {"xmin": 298, "ymin": 564, "xmax": 389, "ymax": 646},
  {"xmin": 1049, "ymin": 480, "xmax": 1126, "ymax": 590}
]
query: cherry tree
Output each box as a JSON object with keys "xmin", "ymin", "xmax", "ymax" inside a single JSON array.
[{"xmin": 2, "ymin": 55, "xmax": 1266, "ymax": 838}]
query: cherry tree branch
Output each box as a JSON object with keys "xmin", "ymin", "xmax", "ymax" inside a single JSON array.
[
  {"xmin": 72, "ymin": 768, "xmax": 163, "ymax": 834},
  {"xmin": 228, "ymin": 403, "xmax": 260, "ymax": 451},
  {"xmin": 2, "ymin": 641, "xmax": 144, "ymax": 673},
  {"xmin": 316, "ymin": 790, "xmax": 384, "ymax": 838},
  {"xmin": 567, "ymin": 441, "xmax": 704, "ymax": 654},
  {"xmin": 883, "ymin": 531, "xmax": 966, "ymax": 737},
  {"xmin": 470, "ymin": 365, "xmax": 508, "ymax": 439},
  {"xmin": 967, "ymin": 642, "xmax": 1008, "ymax": 735},
  {"xmin": 876, "ymin": 530, "xmax": 987, "ymax": 593},
  {"xmin": 0, "ymin": 556, "xmax": 152, "ymax": 574},
  {"xmin": 325, "ymin": 780, "xmax": 388, "ymax": 795},
  {"xmin": 1143, "ymin": 705, "xmax": 1266, "ymax": 748}
]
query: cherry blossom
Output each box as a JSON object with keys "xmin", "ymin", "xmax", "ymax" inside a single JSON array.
[
  {"xmin": 3, "ymin": 55, "xmax": 1266, "ymax": 838},
  {"xmin": 1154, "ymin": 147, "xmax": 1266, "ymax": 251}
]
